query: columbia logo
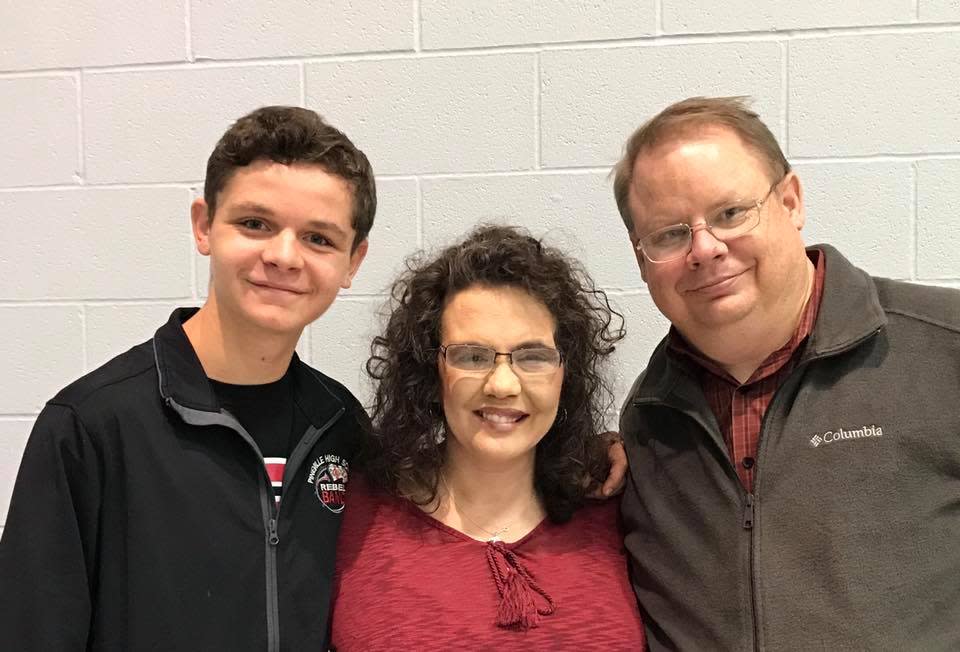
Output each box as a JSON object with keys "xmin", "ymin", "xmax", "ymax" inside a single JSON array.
[{"xmin": 809, "ymin": 425, "xmax": 884, "ymax": 448}]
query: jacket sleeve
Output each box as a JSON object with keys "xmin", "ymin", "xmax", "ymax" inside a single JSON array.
[{"xmin": 0, "ymin": 402, "xmax": 102, "ymax": 649}]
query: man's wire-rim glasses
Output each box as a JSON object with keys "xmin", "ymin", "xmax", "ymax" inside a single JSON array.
[{"xmin": 635, "ymin": 178, "xmax": 783, "ymax": 264}]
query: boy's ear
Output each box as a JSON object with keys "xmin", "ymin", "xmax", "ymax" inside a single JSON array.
[
  {"xmin": 341, "ymin": 239, "xmax": 369, "ymax": 289},
  {"xmin": 191, "ymin": 199, "xmax": 212, "ymax": 256}
]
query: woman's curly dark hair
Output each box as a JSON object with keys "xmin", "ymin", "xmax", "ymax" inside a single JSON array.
[{"xmin": 362, "ymin": 224, "xmax": 625, "ymax": 523}]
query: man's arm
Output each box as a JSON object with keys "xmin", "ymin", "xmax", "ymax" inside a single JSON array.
[
  {"xmin": 0, "ymin": 403, "xmax": 101, "ymax": 649},
  {"xmin": 589, "ymin": 432, "xmax": 627, "ymax": 498}
]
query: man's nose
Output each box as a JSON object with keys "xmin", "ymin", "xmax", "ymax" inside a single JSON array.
[{"xmin": 686, "ymin": 223, "xmax": 726, "ymax": 267}]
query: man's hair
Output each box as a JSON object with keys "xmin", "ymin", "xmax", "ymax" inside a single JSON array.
[
  {"xmin": 362, "ymin": 224, "xmax": 625, "ymax": 524},
  {"xmin": 203, "ymin": 106, "xmax": 376, "ymax": 249},
  {"xmin": 612, "ymin": 96, "xmax": 791, "ymax": 232}
]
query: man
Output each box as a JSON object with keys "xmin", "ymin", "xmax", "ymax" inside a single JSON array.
[
  {"xmin": 0, "ymin": 106, "xmax": 373, "ymax": 650},
  {"xmin": 613, "ymin": 96, "xmax": 960, "ymax": 650}
]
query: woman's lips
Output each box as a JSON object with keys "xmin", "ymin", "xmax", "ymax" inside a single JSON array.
[{"xmin": 474, "ymin": 408, "xmax": 529, "ymax": 432}]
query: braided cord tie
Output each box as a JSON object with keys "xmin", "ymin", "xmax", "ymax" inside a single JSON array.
[{"xmin": 485, "ymin": 540, "xmax": 556, "ymax": 630}]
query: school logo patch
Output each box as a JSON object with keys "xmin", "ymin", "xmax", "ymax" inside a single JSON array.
[{"xmin": 306, "ymin": 454, "xmax": 349, "ymax": 513}]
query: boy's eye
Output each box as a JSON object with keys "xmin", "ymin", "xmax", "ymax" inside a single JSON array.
[
  {"xmin": 239, "ymin": 218, "xmax": 267, "ymax": 230},
  {"xmin": 307, "ymin": 234, "xmax": 331, "ymax": 247}
]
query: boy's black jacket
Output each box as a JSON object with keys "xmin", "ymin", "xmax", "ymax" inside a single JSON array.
[{"xmin": 0, "ymin": 308, "xmax": 366, "ymax": 651}]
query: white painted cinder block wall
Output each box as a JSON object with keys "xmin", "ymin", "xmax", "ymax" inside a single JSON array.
[{"xmin": 3, "ymin": 1, "xmax": 960, "ymax": 533}]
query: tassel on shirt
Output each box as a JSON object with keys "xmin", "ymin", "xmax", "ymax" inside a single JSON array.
[{"xmin": 485, "ymin": 541, "xmax": 556, "ymax": 630}]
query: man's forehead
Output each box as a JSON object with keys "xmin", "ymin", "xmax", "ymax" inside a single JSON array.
[{"xmin": 634, "ymin": 126, "xmax": 749, "ymax": 167}]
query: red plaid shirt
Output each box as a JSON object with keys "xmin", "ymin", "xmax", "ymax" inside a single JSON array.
[{"xmin": 669, "ymin": 250, "xmax": 825, "ymax": 492}]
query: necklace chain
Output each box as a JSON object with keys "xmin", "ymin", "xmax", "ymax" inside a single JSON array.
[{"xmin": 439, "ymin": 473, "xmax": 513, "ymax": 543}]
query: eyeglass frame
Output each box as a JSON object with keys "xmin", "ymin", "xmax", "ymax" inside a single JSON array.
[
  {"xmin": 437, "ymin": 343, "xmax": 564, "ymax": 375},
  {"xmin": 634, "ymin": 177, "xmax": 785, "ymax": 264}
]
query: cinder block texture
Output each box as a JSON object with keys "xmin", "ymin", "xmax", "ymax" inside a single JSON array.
[
  {"xmin": 0, "ymin": 420, "xmax": 33, "ymax": 526},
  {"xmin": 0, "ymin": 0, "xmax": 186, "ymax": 71},
  {"xmin": 663, "ymin": 1, "xmax": 912, "ymax": 33},
  {"xmin": 306, "ymin": 54, "xmax": 535, "ymax": 174},
  {"xmin": 920, "ymin": 0, "xmax": 960, "ymax": 21},
  {"xmin": 192, "ymin": 1, "xmax": 413, "ymax": 60},
  {"xmin": 84, "ymin": 303, "xmax": 186, "ymax": 371},
  {"xmin": 794, "ymin": 162, "xmax": 913, "ymax": 279},
  {"xmin": 917, "ymin": 160, "xmax": 960, "ymax": 279},
  {"xmin": 420, "ymin": 0, "xmax": 655, "ymax": 49},
  {"xmin": 344, "ymin": 179, "xmax": 419, "ymax": 295},
  {"xmin": 790, "ymin": 34, "xmax": 960, "ymax": 157},
  {"xmin": 83, "ymin": 66, "xmax": 301, "ymax": 183},
  {"xmin": 0, "ymin": 306, "xmax": 83, "ymax": 414},
  {"xmin": 0, "ymin": 188, "xmax": 193, "ymax": 300},
  {"xmin": 540, "ymin": 42, "xmax": 783, "ymax": 167},
  {"xmin": 0, "ymin": 76, "xmax": 78, "ymax": 187},
  {"xmin": 608, "ymin": 292, "xmax": 671, "ymax": 403},
  {"xmin": 309, "ymin": 299, "xmax": 384, "ymax": 404},
  {"xmin": 421, "ymin": 173, "xmax": 639, "ymax": 289}
]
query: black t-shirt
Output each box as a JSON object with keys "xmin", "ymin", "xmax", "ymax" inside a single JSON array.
[{"xmin": 209, "ymin": 365, "xmax": 310, "ymax": 502}]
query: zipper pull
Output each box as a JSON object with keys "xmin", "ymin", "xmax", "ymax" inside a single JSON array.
[
  {"xmin": 268, "ymin": 518, "xmax": 279, "ymax": 546},
  {"xmin": 742, "ymin": 494, "xmax": 755, "ymax": 530}
]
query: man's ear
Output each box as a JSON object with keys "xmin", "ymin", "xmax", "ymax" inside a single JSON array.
[
  {"xmin": 778, "ymin": 171, "xmax": 805, "ymax": 231},
  {"xmin": 341, "ymin": 238, "xmax": 369, "ymax": 289},
  {"xmin": 630, "ymin": 234, "xmax": 648, "ymax": 282},
  {"xmin": 191, "ymin": 198, "xmax": 213, "ymax": 256}
]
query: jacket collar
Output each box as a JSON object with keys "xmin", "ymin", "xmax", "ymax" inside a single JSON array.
[
  {"xmin": 629, "ymin": 244, "xmax": 886, "ymax": 405},
  {"xmin": 152, "ymin": 307, "xmax": 344, "ymax": 427},
  {"xmin": 801, "ymin": 243, "xmax": 886, "ymax": 360}
]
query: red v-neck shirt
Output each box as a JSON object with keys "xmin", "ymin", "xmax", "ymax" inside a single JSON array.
[
  {"xmin": 331, "ymin": 476, "xmax": 645, "ymax": 651},
  {"xmin": 669, "ymin": 250, "xmax": 825, "ymax": 492}
]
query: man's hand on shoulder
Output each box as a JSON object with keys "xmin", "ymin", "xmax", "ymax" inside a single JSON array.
[{"xmin": 590, "ymin": 431, "xmax": 627, "ymax": 499}]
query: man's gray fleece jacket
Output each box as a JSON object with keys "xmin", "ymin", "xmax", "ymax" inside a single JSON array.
[{"xmin": 620, "ymin": 244, "xmax": 960, "ymax": 651}]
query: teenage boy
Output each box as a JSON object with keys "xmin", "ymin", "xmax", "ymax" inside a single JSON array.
[{"xmin": 0, "ymin": 106, "xmax": 373, "ymax": 651}]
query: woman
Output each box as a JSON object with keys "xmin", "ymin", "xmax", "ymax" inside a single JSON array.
[{"xmin": 331, "ymin": 225, "xmax": 645, "ymax": 650}]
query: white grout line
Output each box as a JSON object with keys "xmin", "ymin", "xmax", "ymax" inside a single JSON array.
[
  {"xmin": 74, "ymin": 71, "xmax": 85, "ymax": 184},
  {"xmin": 0, "ymin": 181, "xmax": 203, "ymax": 192},
  {"xmin": 534, "ymin": 52, "xmax": 542, "ymax": 170},
  {"xmin": 0, "ymin": 299, "xmax": 199, "ymax": 308},
  {"xmin": 80, "ymin": 304, "xmax": 88, "ymax": 372},
  {"xmin": 1, "ymin": 21, "xmax": 958, "ymax": 79},
  {"xmin": 299, "ymin": 61, "xmax": 307, "ymax": 106},
  {"xmin": 185, "ymin": 0, "xmax": 194, "ymax": 62},
  {"xmin": 413, "ymin": 0, "xmax": 422, "ymax": 52},
  {"xmin": 781, "ymin": 40, "xmax": 789, "ymax": 155},
  {"xmin": 415, "ymin": 177, "xmax": 424, "ymax": 248},
  {"xmin": 911, "ymin": 162, "xmax": 919, "ymax": 280}
]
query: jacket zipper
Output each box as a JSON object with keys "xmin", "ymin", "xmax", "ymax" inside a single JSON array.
[
  {"xmin": 264, "ymin": 406, "xmax": 345, "ymax": 652},
  {"xmin": 156, "ymin": 343, "xmax": 354, "ymax": 651},
  {"xmin": 745, "ymin": 347, "xmax": 833, "ymax": 652},
  {"xmin": 217, "ymin": 414, "xmax": 284, "ymax": 652},
  {"xmin": 742, "ymin": 490, "xmax": 759, "ymax": 652},
  {"xmin": 630, "ymin": 327, "xmax": 883, "ymax": 651}
]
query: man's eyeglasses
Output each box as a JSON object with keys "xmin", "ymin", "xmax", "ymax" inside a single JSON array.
[
  {"xmin": 438, "ymin": 344, "xmax": 563, "ymax": 375},
  {"xmin": 635, "ymin": 180, "xmax": 782, "ymax": 263}
]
